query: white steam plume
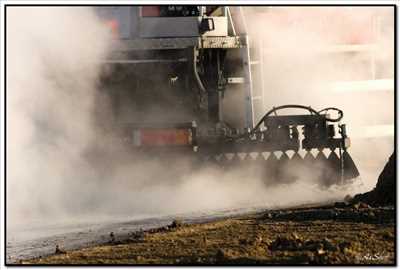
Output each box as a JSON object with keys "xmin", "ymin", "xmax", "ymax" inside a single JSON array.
[
  {"xmin": 243, "ymin": 6, "xmax": 394, "ymax": 191},
  {"xmin": 7, "ymin": 7, "xmax": 111, "ymax": 227},
  {"xmin": 6, "ymin": 6, "xmax": 394, "ymax": 235}
]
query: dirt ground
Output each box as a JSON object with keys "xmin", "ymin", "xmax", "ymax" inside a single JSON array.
[{"xmin": 22, "ymin": 204, "xmax": 395, "ymax": 265}]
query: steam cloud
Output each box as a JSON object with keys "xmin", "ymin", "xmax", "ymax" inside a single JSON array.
[
  {"xmin": 7, "ymin": 6, "xmax": 394, "ymax": 232},
  {"xmin": 244, "ymin": 6, "xmax": 394, "ymax": 190},
  {"xmin": 7, "ymin": 7, "xmax": 112, "ymax": 227}
]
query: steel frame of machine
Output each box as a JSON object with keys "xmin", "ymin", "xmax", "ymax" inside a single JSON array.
[{"xmin": 98, "ymin": 5, "xmax": 360, "ymax": 186}]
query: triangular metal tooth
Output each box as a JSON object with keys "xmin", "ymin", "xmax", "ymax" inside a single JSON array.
[
  {"xmin": 278, "ymin": 152, "xmax": 290, "ymax": 162},
  {"xmin": 238, "ymin": 152, "xmax": 247, "ymax": 160},
  {"xmin": 296, "ymin": 149, "xmax": 307, "ymax": 158},
  {"xmin": 214, "ymin": 154, "xmax": 223, "ymax": 162},
  {"xmin": 327, "ymin": 150, "xmax": 340, "ymax": 167},
  {"xmin": 303, "ymin": 151, "xmax": 315, "ymax": 162},
  {"xmin": 225, "ymin": 153, "xmax": 234, "ymax": 161},
  {"xmin": 316, "ymin": 150, "xmax": 327, "ymax": 161},
  {"xmin": 244, "ymin": 152, "xmax": 255, "ymax": 161},
  {"xmin": 248, "ymin": 152, "xmax": 259, "ymax": 160},
  {"xmin": 262, "ymin": 152, "xmax": 270, "ymax": 159},
  {"xmin": 322, "ymin": 148, "xmax": 330, "ymax": 157},
  {"xmin": 310, "ymin": 148, "xmax": 319, "ymax": 157},
  {"xmin": 266, "ymin": 152, "xmax": 279, "ymax": 162},
  {"xmin": 286, "ymin": 150, "xmax": 296, "ymax": 159},
  {"xmin": 256, "ymin": 152, "xmax": 266, "ymax": 161},
  {"xmin": 274, "ymin": 151, "xmax": 283, "ymax": 159},
  {"xmin": 291, "ymin": 152, "xmax": 303, "ymax": 163},
  {"xmin": 343, "ymin": 150, "xmax": 360, "ymax": 180},
  {"xmin": 230, "ymin": 153, "xmax": 241, "ymax": 165}
]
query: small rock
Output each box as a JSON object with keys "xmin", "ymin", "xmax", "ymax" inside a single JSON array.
[
  {"xmin": 265, "ymin": 212, "xmax": 273, "ymax": 219},
  {"xmin": 239, "ymin": 238, "xmax": 248, "ymax": 245},
  {"xmin": 255, "ymin": 235, "xmax": 263, "ymax": 244},
  {"xmin": 352, "ymin": 202, "xmax": 360, "ymax": 210},
  {"xmin": 55, "ymin": 245, "xmax": 66, "ymax": 255},
  {"xmin": 269, "ymin": 236, "xmax": 301, "ymax": 251},
  {"xmin": 130, "ymin": 230, "xmax": 145, "ymax": 241},
  {"xmin": 338, "ymin": 241, "xmax": 351, "ymax": 252},
  {"xmin": 169, "ymin": 219, "xmax": 183, "ymax": 229},
  {"xmin": 136, "ymin": 255, "xmax": 143, "ymax": 261},
  {"xmin": 109, "ymin": 232, "xmax": 115, "ymax": 242},
  {"xmin": 322, "ymin": 238, "xmax": 337, "ymax": 251},
  {"xmin": 291, "ymin": 233, "xmax": 300, "ymax": 240},
  {"xmin": 249, "ymin": 235, "xmax": 263, "ymax": 246}
]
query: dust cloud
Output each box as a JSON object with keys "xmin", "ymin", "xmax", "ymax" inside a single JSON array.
[
  {"xmin": 6, "ymin": 6, "xmax": 394, "ymax": 234},
  {"xmin": 7, "ymin": 7, "xmax": 112, "ymax": 227},
  {"xmin": 243, "ymin": 6, "xmax": 394, "ymax": 192}
]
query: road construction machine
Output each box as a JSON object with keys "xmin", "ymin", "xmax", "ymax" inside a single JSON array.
[{"xmin": 95, "ymin": 6, "xmax": 360, "ymax": 186}]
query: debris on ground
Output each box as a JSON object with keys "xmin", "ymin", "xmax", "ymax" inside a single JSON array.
[
  {"xmin": 109, "ymin": 232, "xmax": 115, "ymax": 243},
  {"xmin": 23, "ymin": 205, "xmax": 394, "ymax": 265},
  {"xmin": 269, "ymin": 235, "xmax": 340, "ymax": 253},
  {"xmin": 54, "ymin": 245, "xmax": 66, "ymax": 255},
  {"xmin": 169, "ymin": 219, "xmax": 184, "ymax": 229},
  {"xmin": 262, "ymin": 206, "xmax": 394, "ymax": 224}
]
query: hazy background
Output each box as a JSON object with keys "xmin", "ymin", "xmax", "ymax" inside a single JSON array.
[{"xmin": 6, "ymin": 6, "xmax": 394, "ymax": 232}]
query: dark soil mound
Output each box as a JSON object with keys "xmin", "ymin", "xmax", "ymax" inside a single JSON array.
[{"xmin": 353, "ymin": 152, "xmax": 395, "ymax": 206}]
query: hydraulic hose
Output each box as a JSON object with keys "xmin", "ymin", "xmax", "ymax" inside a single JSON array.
[
  {"xmin": 317, "ymin": 107, "xmax": 343, "ymax": 122},
  {"xmin": 193, "ymin": 47, "xmax": 207, "ymax": 94},
  {"xmin": 232, "ymin": 104, "xmax": 344, "ymax": 141}
]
